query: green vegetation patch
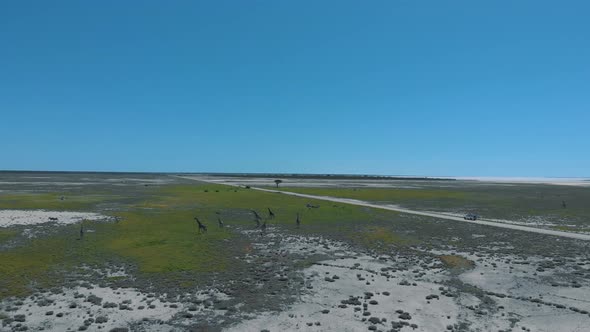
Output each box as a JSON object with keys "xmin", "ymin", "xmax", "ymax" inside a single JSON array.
[
  {"xmin": 107, "ymin": 210, "xmax": 232, "ymax": 273},
  {"xmin": 275, "ymin": 187, "xmax": 467, "ymax": 202},
  {"xmin": 0, "ymin": 229, "xmax": 18, "ymax": 243},
  {"xmin": 0, "ymin": 237, "xmax": 68, "ymax": 297},
  {"xmin": 275, "ymin": 185, "xmax": 590, "ymax": 228},
  {"xmin": 0, "ymin": 182, "xmax": 419, "ymax": 299},
  {"xmin": 439, "ymin": 255, "xmax": 475, "ymax": 270},
  {"xmin": 0, "ymin": 193, "xmax": 118, "ymax": 211},
  {"xmin": 552, "ymin": 225, "xmax": 590, "ymax": 233},
  {"xmin": 359, "ymin": 226, "xmax": 415, "ymax": 246}
]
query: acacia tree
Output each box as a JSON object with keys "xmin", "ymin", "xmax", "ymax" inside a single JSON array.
[{"xmin": 274, "ymin": 179, "xmax": 283, "ymax": 188}]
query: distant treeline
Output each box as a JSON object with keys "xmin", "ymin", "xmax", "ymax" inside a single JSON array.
[
  {"xmin": 0, "ymin": 170, "xmax": 457, "ymax": 182},
  {"xmin": 198, "ymin": 173, "xmax": 456, "ymax": 181},
  {"xmin": 0, "ymin": 170, "xmax": 159, "ymax": 175}
]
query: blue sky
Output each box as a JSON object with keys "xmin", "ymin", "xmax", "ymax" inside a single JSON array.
[{"xmin": 1, "ymin": 1, "xmax": 588, "ymax": 177}]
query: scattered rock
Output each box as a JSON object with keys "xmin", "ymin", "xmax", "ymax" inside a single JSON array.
[
  {"xmin": 86, "ymin": 294, "xmax": 103, "ymax": 306},
  {"xmin": 103, "ymin": 302, "xmax": 117, "ymax": 309},
  {"xmin": 368, "ymin": 317, "xmax": 381, "ymax": 324},
  {"xmin": 399, "ymin": 312, "xmax": 412, "ymax": 320}
]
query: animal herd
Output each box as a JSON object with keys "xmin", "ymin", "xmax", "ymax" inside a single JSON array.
[
  {"xmin": 193, "ymin": 206, "xmax": 309, "ymax": 235},
  {"xmin": 74, "ymin": 203, "xmax": 316, "ymax": 240}
]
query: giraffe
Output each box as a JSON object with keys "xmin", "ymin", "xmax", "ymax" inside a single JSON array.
[
  {"xmin": 194, "ymin": 217, "xmax": 207, "ymax": 233},
  {"xmin": 261, "ymin": 221, "xmax": 267, "ymax": 234},
  {"xmin": 252, "ymin": 210, "xmax": 262, "ymax": 227}
]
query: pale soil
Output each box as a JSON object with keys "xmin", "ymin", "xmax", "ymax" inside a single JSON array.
[
  {"xmin": 1, "ymin": 284, "xmax": 230, "ymax": 332},
  {"xmin": 226, "ymin": 230, "xmax": 590, "ymax": 332},
  {"xmin": 2, "ymin": 225, "xmax": 589, "ymax": 331},
  {"xmin": 0, "ymin": 210, "xmax": 110, "ymax": 228}
]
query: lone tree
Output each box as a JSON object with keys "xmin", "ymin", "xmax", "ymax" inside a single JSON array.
[{"xmin": 274, "ymin": 179, "xmax": 283, "ymax": 188}]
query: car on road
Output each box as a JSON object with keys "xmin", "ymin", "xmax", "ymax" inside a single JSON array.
[{"xmin": 464, "ymin": 213, "xmax": 479, "ymax": 221}]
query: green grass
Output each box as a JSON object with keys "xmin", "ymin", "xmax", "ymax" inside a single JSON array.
[
  {"xmin": 0, "ymin": 229, "xmax": 18, "ymax": 243},
  {"xmin": 274, "ymin": 187, "xmax": 467, "ymax": 202},
  {"xmin": 0, "ymin": 182, "xmax": 416, "ymax": 298},
  {"xmin": 107, "ymin": 210, "xmax": 232, "ymax": 273},
  {"xmin": 439, "ymin": 255, "xmax": 475, "ymax": 270},
  {"xmin": 552, "ymin": 225, "xmax": 590, "ymax": 233},
  {"xmin": 274, "ymin": 186, "xmax": 590, "ymax": 227},
  {"xmin": 0, "ymin": 237, "xmax": 68, "ymax": 297},
  {"xmin": 357, "ymin": 226, "xmax": 416, "ymax": 247},
  {"xmin": 139, "ymin": 184, "xmax": 377, "ymax": 228},
  {"xmin": 0, "ymin": 193, "xmax": 118, "ymax": 211},
  {"xmin": 16, "ymin": 181, "xmax": 566, "ymax": 297}
]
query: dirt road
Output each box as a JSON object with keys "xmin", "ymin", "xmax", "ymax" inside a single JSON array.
[{"xmin": 180, "ymin": 176, "xmax": 590, "ymax": 241}]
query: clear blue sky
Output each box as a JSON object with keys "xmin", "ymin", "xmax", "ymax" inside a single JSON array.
[{"xmin": 1, "ymin": 1, "xmax": 588, "ymax": 177}]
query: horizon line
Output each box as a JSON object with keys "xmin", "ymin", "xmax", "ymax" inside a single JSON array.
[{"xmin": 1, "ymin": 169, "xmax": 588, "ymax": 180}]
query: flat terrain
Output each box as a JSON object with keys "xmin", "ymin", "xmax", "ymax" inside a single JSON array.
[
  {"xmin": 197, "ymin": 175, "xmax": 590, "ymax": 233},
  {"xmin": 1, "ymin": 172, "xmax": 589, "ymax": 331},
  {"xmin": 194, "ymin": 183, "xmax": 590, "ymax": 240}
]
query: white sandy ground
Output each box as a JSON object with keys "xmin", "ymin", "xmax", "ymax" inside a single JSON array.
[
  {"xmin": 182, "ymin": 175, "xmax": 590, "ymax": 188},
  {"xmin": 185, "ymin": 176, "xmax": 423, "ymax": 189},
  {"xmin": 452, "ymin": 177, "xmax": 590, "ymax": 187},
  {"xmin": 227, "ymin": 230, "xmax": 590, "ymax": 331},
  {"xmin": 2, "ymin": 226, "xmax": 589, "ymax": 331},
  {"xmin": 0, "ymin": 210, "xmax": 110, "ymax": 227},
  {"xmin": 450, "ymin": 251, "xmax": 590, "ymax": 332},
  {"xmin": 227, "ymin": 230, "xmax": 457, "ymax": 332},
  {"xmin": 226, "ymin": 258, "xmax": 457, "ymax": 332},
  {"xmin": 4, "ymin": 286, "xmax": 183, "ymax": 331},
  {"xmin": 179, "ymin": 176, "xmax": 590, "ymax": 241},
  {"xmin": 1, "ymin": 285, "xmax": 230, "ymax": 331},
  {"xmin": 103, "ymin": 178, "xmax": 177, "ymax": 184}
]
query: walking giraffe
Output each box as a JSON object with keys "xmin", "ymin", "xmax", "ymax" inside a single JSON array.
[{"xmin": 194, "ymin": 217, "xmax": 208, "ymax": 233}]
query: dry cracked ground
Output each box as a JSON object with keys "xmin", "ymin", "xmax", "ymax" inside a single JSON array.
[{"xmin": 0, "ymin": 173, "xmax": 589, "ymax": 332}]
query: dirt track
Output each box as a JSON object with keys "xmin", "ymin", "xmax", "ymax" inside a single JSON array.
[
  {"xmin": 253, "ymin": 187, "xmax": 590, "ymax": 241},
  {"xmin": 180, "ymin": 176, "xmax": 590, "ymax": 241}
]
